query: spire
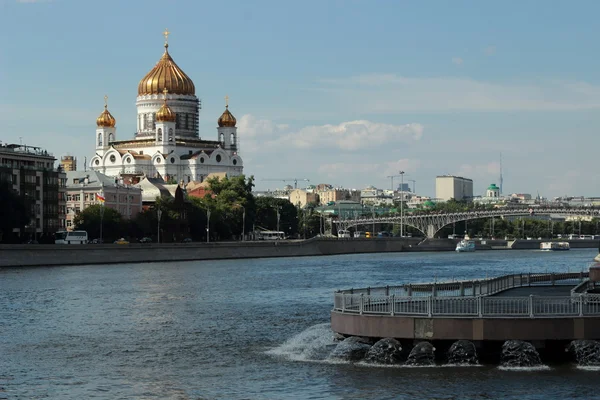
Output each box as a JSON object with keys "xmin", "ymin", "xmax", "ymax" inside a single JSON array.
[
  {"xmin": 163, "ymin": 28, "xmax": 170, "ymax": 49},
  {"xmin": 156, "ymin": 88, "xmax": 176, "ymax": 122},
  {"xmin": 96, "ymin": 95, "xmax": 116, "ymax": 127}
]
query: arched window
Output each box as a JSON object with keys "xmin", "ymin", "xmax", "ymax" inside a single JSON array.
[
  {"xmin": 230, "ymin": 132, "xmax": 235, "ymax": 146},
  {"xmin": 168, "ymin": 128, "xmax": 174, "ymax": 141},
  {"xmin": 98, "ymin": 133, "xmax": 103, "ymax": 146},
  {"xmin": 152, "ymin": 113, "xmax": 156, "ymax": 130},
  {"xmin": 219, "ymin": 133, "xmax": 224, "ymax": 145},
  {"xmin": 108, "ymin": 133, "xmax": 114, "ymax": 142},
  {"xmin": 185, "ymin": 114, "xmax": 189, "ymax": 130},
  {"xmin": 157, "ymin": 128, "xmax": 162, "ymax": 141}
]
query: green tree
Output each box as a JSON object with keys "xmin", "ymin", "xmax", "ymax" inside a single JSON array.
[
  {"xmin": 74, "ymin": 205, "xmax": 124, "ymax": 242},
  {"xmin": 0, "ymin": 180, "xmax": 31, "ymax": 242},
  {"xmin": 254, "ymin": 196, "xmax": 298, "ymax": 237}
]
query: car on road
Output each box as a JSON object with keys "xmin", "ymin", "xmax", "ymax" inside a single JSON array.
[
  {"xmin": 139, "ymin": 237, "xmax": 152, "ymax": 243},
  {"xmin": 114, "ymin": 238, "xmax": 130, "ymax": 245}
]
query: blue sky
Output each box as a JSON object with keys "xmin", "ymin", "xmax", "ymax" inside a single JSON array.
[{"xmin": 2, "ymin": 0, "xmax": 600, "ymax": 197}]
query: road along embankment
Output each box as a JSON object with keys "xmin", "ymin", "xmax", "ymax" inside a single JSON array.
[{"xmin": 0, "ymin": 237, "xmax": 422, "ymax": 268}]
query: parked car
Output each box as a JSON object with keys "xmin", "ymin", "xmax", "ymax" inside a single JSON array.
[
  {"xmin": 139, "ymin": 237, "xmax": 152, "ymax": 243},
  {"xmin": 114, "ymin": 238, "xmax": 129, "ymax": 245},
  {"xmin": 181, "ymin": 238, "xmax": 192, "ymax": 243},
  {"xmin": 90, "ymin": 238, "xmax": 104, "ymax": 244}
]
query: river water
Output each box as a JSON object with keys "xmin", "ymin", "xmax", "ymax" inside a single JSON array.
[{"xmin": 1, "ymin": 249, "xmax": 599, "ymax": 399}]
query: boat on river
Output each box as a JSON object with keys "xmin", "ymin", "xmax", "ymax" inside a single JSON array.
[
  {"xmin": 540, "ymin": 242, "xmax": 570, "ymax": 251},
  {"xmin": 455, "ymin": 239, "xmax": 475, "ymax": 252}
]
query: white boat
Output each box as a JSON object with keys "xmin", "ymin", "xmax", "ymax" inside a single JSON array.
[
  {"xmin": 540, "ymin": 242, "xmax": 570, "ymax": 251},
  {"xmin": 455, "ymin": 240, "xmax": 475, "ymax": 252}
]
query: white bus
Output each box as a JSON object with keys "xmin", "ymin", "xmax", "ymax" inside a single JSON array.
[
  {"xmin": 256, "ymin": 231, "xmax": 285, "ymax": 240},
  {"xmin": 337, "ymin": 230, "xmax": 351, "ymax": 238},
  {"xmin": 55, "ymin": 230, "xmax": 89, "ymax": 244}
]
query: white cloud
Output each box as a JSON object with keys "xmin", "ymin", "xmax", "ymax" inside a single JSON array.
[
  {"xmin": 456, "ymin": 162, "xmax": 500, "ymax": 179},
  {"xmin": 317, "ymin": 74, "xmax": 600, "ymax": 113},
  {"xmin": 484, "ymin": 46, "xmax": 496, "ymax": 56},
  {"xmin": 452, "ymin": 57, "xmax": 464, "ymax": 65},
  {"xmin": 238, "ymin": 115, "xmax": 423, "ymax": 153}
]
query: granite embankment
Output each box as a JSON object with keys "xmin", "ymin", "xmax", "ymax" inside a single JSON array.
[
  {"xmin": 1, "ymin": 238, "xmax": 598, "ymax": 268},
  {"xmin": 0, "ymin": 237, "xmax": 423, "ymax": 267}
]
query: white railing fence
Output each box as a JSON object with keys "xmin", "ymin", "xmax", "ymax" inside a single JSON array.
[{"xmin": 333, "ymin": 272, "xmax": 599, "ymax": 318}]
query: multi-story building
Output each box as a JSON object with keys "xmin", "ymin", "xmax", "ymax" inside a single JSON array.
[
  {"xmin": 0, "ymin": 143, "xmax": 66, "ymax": 239},
  {"xmin": 435, "ymin": 175, "xmax": 473, "ymax": 202},
  {"xmin": 65, "ymin": 170, "xmax": 142, "ymax": 230},
  {"xmin": 60, "ymin": 155, "xmax": 77, "ymax": 172},
  {"xmin": 289, "ymin": 189, "xmax": 319, "ymax": 208},
  {"xmin": 317, "ymin": 188, "xmax": 361, "ymax": 205}
]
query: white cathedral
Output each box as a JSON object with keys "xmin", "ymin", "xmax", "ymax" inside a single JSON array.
[{"xmin": 90, "ymin": 31, "xmax": 243, "ymax": 184}]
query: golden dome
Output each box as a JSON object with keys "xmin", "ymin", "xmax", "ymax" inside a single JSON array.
[
  {"xmin": 218, "ymin": 96, "xmax": 236, "ymax": 127},
  {"xmin": 137, "ymin": 36, "xmax": 195, "ymax": 96},
  {"xmin": 156, "ymin": 88, "xmax": 176, "ymax": 122},
  {"xmin": 96, "ymin": 95, "xmax": 116, "ymax": 127}
]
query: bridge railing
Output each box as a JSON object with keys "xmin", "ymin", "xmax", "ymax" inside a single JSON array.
[{"xmin": 333, "ymin": 272, "xmax": 594, "ymax": 318}]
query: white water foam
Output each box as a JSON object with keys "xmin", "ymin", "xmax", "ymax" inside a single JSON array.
[
  {"xmin": 497, "ymin": 365, "xmax": 551, "ymax": 371},
  {"xmin": 576, "ymin": 365, "xmax": 600, "ymax": 371},
  {"xmin": 265, "ymin": 323, "xmax": 337, "ymax": 362}
]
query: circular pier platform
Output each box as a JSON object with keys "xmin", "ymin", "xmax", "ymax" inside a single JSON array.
[{"xmin": 331, "ymin": 272, "xmax": 600, "ymax": 342}]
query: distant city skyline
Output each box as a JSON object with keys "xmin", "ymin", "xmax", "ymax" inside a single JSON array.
[{"xmin": 3, "ymin": 0, "xmax": 600, "ymax": 198}]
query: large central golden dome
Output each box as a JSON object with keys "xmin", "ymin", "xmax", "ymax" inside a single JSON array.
[{"xmin": 138, "ymin": 40, "xmax": 195, "ymax": 96}]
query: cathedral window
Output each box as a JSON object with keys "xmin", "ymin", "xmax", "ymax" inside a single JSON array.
[
  {"xmin": 185, "ymin": 114, "xmax": 189, "ymax": 130},
  {"xmin": 108, "ymin": 133, "xmax": 114, "ymax": 142},
  {"xmin": 95, "ymin": 159, "xmax": 100, "ymax": 166},
  {"xmin": 157, "ymin": 128, "xmax": 162, "ymax": 141},
  {"xmin": 176, "ymin": 114, "xmax": 180, "ymax": 129},
  {"xmin": 168, "ymin": 128, "xmax": 173, "ymax": 141},
  {"xmin": 110, "ymin": 155, "xmax": 116, "ymax": 163},
  {"xmin": 170, "ymin": 157, "xmax": 175, "ymax": 163},
  {"xmin": 230, "ymin": 133, "xmax": 235, "ymax": 146},
  {"xmin": 200, "ymin": 157, "xmax": 204, "ymax": 163},
  {"xmin": 152, "ymin": 113, "xmax": 156, "ymax": 130},
  {"xmin": 233, "ymin": 159, "xmax": 237, "ymax": 166},
  {"xmin": 216, "ymin": 154, "xmax": 222, "ymax": 163},
  {"xmin": 98, "ymin": 133, "xmax": 103, "ymax": 146}
]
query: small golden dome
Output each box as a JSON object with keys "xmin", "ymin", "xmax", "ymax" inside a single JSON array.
[
  {"xmin": 97, "ymin": 95, "xmax": 116, "ymax": 127},
  {"xmin": 218, "ymin": 96, "xmax": 236, "ymax": 127},
  {"xmin": 156, "ymin": 88, "xmax": 176, "ymax": 122},
  {"xmin": 137, "ymin": 34, "xmax": 195, "ymax": 96}
]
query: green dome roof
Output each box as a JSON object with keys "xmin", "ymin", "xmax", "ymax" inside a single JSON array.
[
  {"xmin": 487, "ymin": 184, "xmax": 499, "ymax": 190},
  {"xmin": 423, "ymin": 200, "xmax": 435, "ymax": 207}
]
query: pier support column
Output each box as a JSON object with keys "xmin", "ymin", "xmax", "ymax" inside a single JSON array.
[{"xmin": 427, "ymin": 225, "xmax": 435, "ymax": 238}]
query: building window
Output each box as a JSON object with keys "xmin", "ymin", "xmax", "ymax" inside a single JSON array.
[
  {"xmin": 156, "ymin": 158, "xmax": 161, "ymax": 164},
  {"xmin": 233, "ymin": 159, "xmax": 237, "ymax": 165},
  {"xmin": 110, "ymin": 155, "xmax": 116, "ymax": 163},
  {"xmin": 157, "ymin": 128, "xmax": 162, "ymax": 141},
  {"xmin": 216, "ymin": 154, "xmax": 222, "ymax": 163},
  {"xmin": 108, "ymin": 133, "xmax": 114, "ymax": 142},
  {"xmin": 126, "ymin": 157, "xmax": 131, "ymax": 164},
  {"xmin": 98, "ymin": 133, "xmax": 103, "ymax": 146},
  {"xmin": 95, "ymin": 159, "xmax": 100, "ymax": 166},
  {"xmin": 168, "ymin": 128, "xmax": 173, "ymax": 141},
  {"xmin": 170, "ymin": 157, "xmax": 175, "ymax": 163},
  {"xmin": 200, "ymin": 157, "xmax": 204, "ymax": 164}
]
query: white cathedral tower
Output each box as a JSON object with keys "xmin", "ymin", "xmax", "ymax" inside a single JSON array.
[{"xmin": 90, "ymin": 30, "xmax": 243, "ymax": 183}]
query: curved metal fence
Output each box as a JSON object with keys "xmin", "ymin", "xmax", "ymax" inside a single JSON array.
[{"xmin": 333, "ymin": 272, "xmax": 600, "ymax": 318}]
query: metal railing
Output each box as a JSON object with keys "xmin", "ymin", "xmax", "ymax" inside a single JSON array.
[{"xmin": 333, "ymin": 272, "xmax": 598, "ymax": 318}]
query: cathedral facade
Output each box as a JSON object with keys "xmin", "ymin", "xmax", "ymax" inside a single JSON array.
[{"xmin": 90, "ymin": 31, "xmax": 243, "ymax": 184}]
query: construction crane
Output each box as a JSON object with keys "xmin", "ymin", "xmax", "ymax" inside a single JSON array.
[
  {"xmin": 262, "ymin": 178, "xmax": 310, "ymax": 189},
  {"xmin": 386, "ymin": 173, "xmax": 404, "ymax": 192},
  {"xmin": 408, "ymin": 179, "xmax": 416, "ymax": 193}
]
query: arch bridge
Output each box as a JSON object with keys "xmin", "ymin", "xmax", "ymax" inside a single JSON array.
[{"xmin": 337, "ymin": 208, "xmax": 598, "ymax": 238}]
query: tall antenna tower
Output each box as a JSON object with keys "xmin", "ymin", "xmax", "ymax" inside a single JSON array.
[{"xmin": 499, "ymin": 152, "xmax": 503, "ymax": 195}]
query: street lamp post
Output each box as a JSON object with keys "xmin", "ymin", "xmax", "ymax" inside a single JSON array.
[
  {"xmin": 399, "ymin": 171, "xmax": 405, "ymax": 237},
  {"xmin": 100, "ymin": 204, "xmax": 105, "ymax": 243},
  {"xmin": 242, "ymin": 206, "xmax": 246, "ymax": 241},
  {"xmin": 157, "ymin": 208, "xmax": 162, "ymax": 244},
  {"xmin": 276, "ymin": 207, "xmax": 281, "ymax": 239},
  {"xmin": 206, "ymin": 209, "xmax": 211, "ymax": 243}
]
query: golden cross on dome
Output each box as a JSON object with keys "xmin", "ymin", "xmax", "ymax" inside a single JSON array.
[
  {"xmin": 162, "ymin": 88, "xmax": 169, "ymax": 103},
  {"xmin": 225, "ymin": 95, "xmax": 229, "ymax": 108},
  {"xmin": 163, "ymin": 28, "xmax": 170, "ymax": 46},
  {"xmin": 104, "ymin": 95, "xmax": 108, "ymax": 109}
]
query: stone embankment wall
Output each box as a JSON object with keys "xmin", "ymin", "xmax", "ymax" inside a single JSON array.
[{"xmin": 0, "ymin": 237, "xmax": 422, "ymax": 268}]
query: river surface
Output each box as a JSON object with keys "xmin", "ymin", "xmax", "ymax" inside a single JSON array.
[{"xmin": 1, "ymin": 249, "xmax": 599, "ymax": 399}]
